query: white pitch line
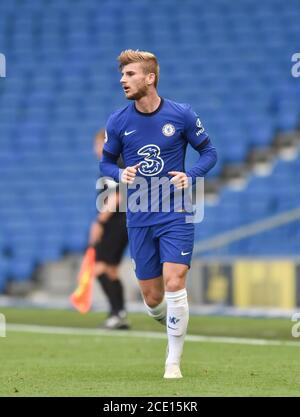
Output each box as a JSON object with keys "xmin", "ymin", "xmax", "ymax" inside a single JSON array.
[{"xmin": 6, "ymin": 323, "xmax": 300, "ymax": 348}]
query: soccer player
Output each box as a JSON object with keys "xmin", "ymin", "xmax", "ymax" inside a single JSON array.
[
  {"xmin": 100, "ymin": 50, "xmax": 217, "ymax": 378},
  {"xmin": 89, "ymin": 129, "xmax": 129, "ymax": 330}
]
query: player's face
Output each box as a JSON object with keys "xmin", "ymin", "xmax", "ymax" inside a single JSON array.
[{"xmin": 120, "ymin": 63, "xmax": 149, "ymax": 100}]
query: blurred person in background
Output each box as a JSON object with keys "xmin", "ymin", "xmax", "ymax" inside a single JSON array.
[{"xmin": 88, "ymin": 129, "xmax": 129, "ymax": 330}]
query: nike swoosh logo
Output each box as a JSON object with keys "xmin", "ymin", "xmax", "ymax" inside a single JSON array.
[
  {"xmin": 167, "ymin": 325, "xmax": 177, "ymax": 330},
  {"xmin": 124, "ymin": 130, "xmax": 136, "ymax": 136},
  {"xmin": 181, "ymin": 251, "xmax": 191, "ymax": 256}
]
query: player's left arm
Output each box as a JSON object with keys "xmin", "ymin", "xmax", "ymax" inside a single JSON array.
[{"xmin": 169, "ymin": 106, "xmax": 217, "ymax": 188}]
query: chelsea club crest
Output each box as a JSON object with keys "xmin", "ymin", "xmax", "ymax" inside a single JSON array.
[{"xmin": 162, "ymin": 123, "xmax": 175, "ymax": 137}]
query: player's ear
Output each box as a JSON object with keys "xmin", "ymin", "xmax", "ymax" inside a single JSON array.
[{"xmin": 147, "ymin": 72, "xmax": 156, "ymax": 86}]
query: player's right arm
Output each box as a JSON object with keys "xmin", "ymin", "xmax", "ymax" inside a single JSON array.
[
  {"xmin": 100, "ymin": 115, "xmax": 140, "ymax": 184},
  {"xmin": 120, "ymin": 163, "xmax": 140, "ymax": 184},
  {"xmin": 101, "ymin": 153, "xmax": 139, "ymax": 184},
  {"xmin": 99, "ymin": 115, "xmax": 122, "ymax": 182}
]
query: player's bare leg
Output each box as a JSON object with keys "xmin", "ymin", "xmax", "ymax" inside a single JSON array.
[
  {"xmin": 163, "ymin": 262, "xmax": 189, "ymax": 379},
  {"xmin": 138, "ymin": 276, "xmax": 166, "ymax": 325}
]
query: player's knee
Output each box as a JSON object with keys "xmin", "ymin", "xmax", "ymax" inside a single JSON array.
[
  {"xmin": 143, "ymin": 292, "xmax": 164, "ymax": 308},
  {"xmin": 164, "ymin": 265, "xmax": 187, "ymax": 292},
  {"xmin": 164, "ymin": 275, "xmax": 185, "ymax": 292}
]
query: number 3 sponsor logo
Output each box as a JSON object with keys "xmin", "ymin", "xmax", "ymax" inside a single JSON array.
[{"xmin": 137, "ymin": 144, "xmax": 164, "ymax": 176}]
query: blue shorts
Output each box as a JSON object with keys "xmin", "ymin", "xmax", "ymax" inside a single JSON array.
[{"xmin": 128, "ymin": 218, "xmax": 195, "ymax": 280}]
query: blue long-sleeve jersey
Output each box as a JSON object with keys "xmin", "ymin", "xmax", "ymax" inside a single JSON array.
[{"xmin": 100, "ymin": 98, "xmax": 217, "ymax": 227}]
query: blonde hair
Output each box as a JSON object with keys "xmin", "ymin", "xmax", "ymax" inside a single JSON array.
[{"xmin": 118, "ymin": 49, "xmax": 159, "ymax": 87}]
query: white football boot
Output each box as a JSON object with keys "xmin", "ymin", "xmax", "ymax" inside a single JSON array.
[{"xmin": 164, "ymin": 363, "xmax": 183, "ymax": 379}]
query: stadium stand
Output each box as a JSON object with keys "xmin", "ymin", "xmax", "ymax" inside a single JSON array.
[{"xmin": 0, "ymin": 0, "xmax": 299, "ymax": 292}]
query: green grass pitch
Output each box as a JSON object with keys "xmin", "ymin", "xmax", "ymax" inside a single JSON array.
[{"xmin": 0, "ymin": 307, "xmax": 300, "ymax": 396}]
